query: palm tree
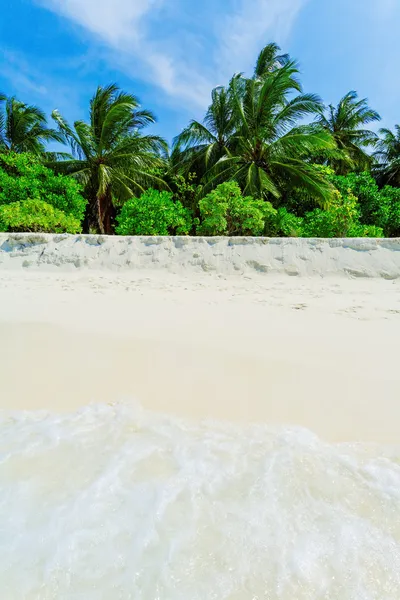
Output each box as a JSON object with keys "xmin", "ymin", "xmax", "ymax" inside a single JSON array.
[
  {"xmin": 253, "ymin": 42, "xmax": 290, "ymax": 79},
  {"xmin": 51, "ymin": 84, "xmax": 167, "ymax": 234},
  {"xmin": 0, "ymin": 94, "xmax": 61, "ymax": 155},
  {"xmin": 203, "ymin": 62, "xmax": 336, "ymax": 204},
  {"xmin": 315, "ymin": 91, "xmax": 381, "ymax": 174},
  {"xmin": 172, "ymin": 43, "xmax": 291, "ymax": 179},
  {"xmin": 172, "ymin": 85, "xmax": 235, "ymax": 178},
  {"xmin": 373, "ymin": 125, "xmax": 400, "ymax": 187}
]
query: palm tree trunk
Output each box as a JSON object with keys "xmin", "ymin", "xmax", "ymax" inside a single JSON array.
[
  {"xmin": 96, "ymin": 188, "xmax": 115, "ymax": 234},
  {"xmin": 96, "ymin": 195, "xmax": 106, "ymax": 234}
]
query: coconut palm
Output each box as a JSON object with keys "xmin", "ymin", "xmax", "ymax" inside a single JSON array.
[
  {"xmin": 172, "ymin": 85, "xmax": 235, "ymax": 178},
  {"xmin": 373, "ymin": 125, "xmax": 400, "ymax": 187},
  {"xmin": 51, "ymin": 84, "xmax": 167, "ymax": 234},
  {"xmin": 203, "ymin": 62, "xmax": 336, "ymax": 204},
  {"xmin": 172, "ymin": 44, "xmax": 291, "ymax": 179},
  {"xmin": 315, "ymin": 91, "xmax": 381, "ymax": 174},
  {"xmin": 0, "ymin": 94, "xmax": 61, "ymax": 155},
  {"xmin": 253, "ymin": 42, "xmax": 290, "ymax": 79}
]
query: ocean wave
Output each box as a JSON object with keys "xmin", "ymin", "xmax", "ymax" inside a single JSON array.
[{"xmin": 0, "ymin": 402, "xmax": 399, "ymax": 599}]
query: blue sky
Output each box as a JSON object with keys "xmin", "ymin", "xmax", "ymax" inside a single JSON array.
[{"xmin": 1, "ymin": 0, "xmax": 399, "ymax": 144}]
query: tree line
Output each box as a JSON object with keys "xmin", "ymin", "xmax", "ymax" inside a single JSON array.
[{"xmin": 1, "ymin": 43, "xmax": 400, "ymax": 238}]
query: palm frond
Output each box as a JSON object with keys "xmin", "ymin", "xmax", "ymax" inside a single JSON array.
[
  {"xmin": 315, "ymin": 90, "xmax": 380, "ymax": 173},
  {"xmin": 273, "ymin": 93, "xmax": 323, "ymax": 135},
  {"xmin": 273, "ymin": 159, "xmax": 335, "ymax": 206},
  {"xmin": 51, "ymin": 84, "xmax": 167, "ymax": 232},
  {"xmin": 52, "ymin": 110, "xmax": 84, "ymax": 159},
  {"xmin": 254, "ymin": 43, "xmax": 291, "ymax": 79},
  {"xmin": 0, "ymin": 96, "xmax": 60, "ymax": 154},
  {"xmin": 373, "ymin": 124, "xmax": 400, "ymax": 185}
]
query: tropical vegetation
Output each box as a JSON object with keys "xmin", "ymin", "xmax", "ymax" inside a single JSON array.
[
  {"xmin": 0, "ymin": 199, "xmax": 81, "ymax": 234},
  {"xmin": 51, "ymin": 84, "xmax": 167, "ymax": 234},
  {"xmin": 116, "ymin": 189, "xmax": 192, "ymax": 236},
  {"xmin": 1, "ymin": 43, "xmax": 400, "ymax": 238},
  {"xmin": 0, "ymin": 152, "xmax": 86, "ymax": 221},
  {"xmin": 314, "ymin": 91, "xmax": 381, "ymax": 175},
  {"xmin": 373, "ymin": 125, "xmax": 400, "ymax": 187},
  {"xmin": 197, "ymin": 181, "xmax": 277, "ymax": 236},
  {"xmin": 0, "ymin": 94, "xmax": 61, "ymax": 155}
]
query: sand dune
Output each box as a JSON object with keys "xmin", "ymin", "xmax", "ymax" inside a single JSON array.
[{"xmin": 1, "ymin": 233, "xmax": 400, "ymax": 278}]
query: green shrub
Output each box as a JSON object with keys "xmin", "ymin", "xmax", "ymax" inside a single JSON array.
[
  {"xmin": 347, "ymin": 223, "xmax": 384, "ymax": 238},
  {"xmin": 284, "ymin": 167, "xmax": 396, "ymax": 237},
  {"xmin": 0, "ymin": 152, "xmax": 86, "ymax": 222},
  {"xmin": 301, "ymin": 190, "xmax": 359, "ymax": 237},
  {"xmin": 301, "ymin": 190, "xmax": 383, "ymax": 238},
  {"xmin": 331, "ymin": 172, "xmax": 383, "ymax": 228},
  {"xmin": 197, "ymin": 182, "xmax": 276, "ymax": 236},
  {"xmin": 0, "ymin": 199, "xmax": 82, "ymax": 233},
  {"xmin": 115, "ymin": 189, "xmax": 192, "ymax": 236},
  {"xmin": 379, "ymin": 186, "xmax": 400, "ymax": 237},
  {"xmin": 172, "ymin": 172, "xmax": 199, "ymax": 213},
  {"xmin": 326, "ymin": 171, "xmax": 400, "ymax": 237},
  {"xmin": 273, "ymin": 207, "xmax": 304, "ymax": 237}
]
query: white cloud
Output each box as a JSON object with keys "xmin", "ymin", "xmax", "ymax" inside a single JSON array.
[
  {"xmin": 35, "ymin": 0, "xmax": 307, "ymax": 108},
  {"xmin": 0, "ymin": 48, "xmax": 89, "ymax": 121},
  {"xmin": 219, "ymin": 0, "xmax": 308, "ymax": 79},
  {"xmin": 141, "ymin": 50, "xmax": 212, "ymax": 107},
  {"xmin": 0, "ymin": 51, "xmax": 47, "ymax": 96},
  {"xmin": 38, "ymin": 0, "xmax": 158, "ymax": 44},
  {"xmin": 38, "ymin": 0, "xmax": 212, "ymax": 106}
]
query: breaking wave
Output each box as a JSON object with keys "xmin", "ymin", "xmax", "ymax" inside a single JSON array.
[{"xmin": 0, "ymin": 402, "xmax": 399, "ymax": 599}]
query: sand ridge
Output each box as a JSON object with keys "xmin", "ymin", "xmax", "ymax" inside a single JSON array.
[{"xmin": 1, "ymin": 233, "xmax": 400, "ymax": 278}]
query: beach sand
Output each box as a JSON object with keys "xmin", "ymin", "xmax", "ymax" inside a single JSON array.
[{"xmin": 1, "ymin": 268, "xmax": 399, "ymax": 443}]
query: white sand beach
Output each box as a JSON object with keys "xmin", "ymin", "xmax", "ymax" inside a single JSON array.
[
  {"xmin": 1, "ymin": 239, "xmax": 400, "ymax": 442},
  {"xmin": 1, "ymin": 235, "xmax": 400, "ymax": 598}
]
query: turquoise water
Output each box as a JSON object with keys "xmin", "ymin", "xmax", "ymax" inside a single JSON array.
[{"xmin": 0, "ymin": 402, "xmax": 399, "ymax": 599}]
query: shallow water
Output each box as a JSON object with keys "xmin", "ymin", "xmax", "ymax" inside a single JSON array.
[{"xmin": 0, "ymin": 403, "xmax": 400, "ymax": 600}]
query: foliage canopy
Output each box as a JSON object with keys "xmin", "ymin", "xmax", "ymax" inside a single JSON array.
[
  {"xmin": 197, "ymin": 181, "xmax": 277, "ymax": 236},
  {"xmin": 0, "ymin": 95, "xmax": 61, "ymax": 155},
  {"xmin": 0, "ymin": 152, "xmax": 86, "ymax": 221},
  {"xmin": 51, "ymin": 84, "xmax": 167, "ymax": 234},
  {"xmin": 116, "ymin": 189, "xmax": 192, "ymax": 236},
  {"xmin": 1, "ymin": 42, "xmax": 399, "ymax": 239},
  {"xmin": 0, "ymin": 199, "xmax": 81, "ymax": 234}
]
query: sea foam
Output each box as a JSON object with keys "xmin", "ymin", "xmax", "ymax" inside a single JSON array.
[{"xmin": 0, "ymin": 402, "xmax": 399, "ymax": 599}]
